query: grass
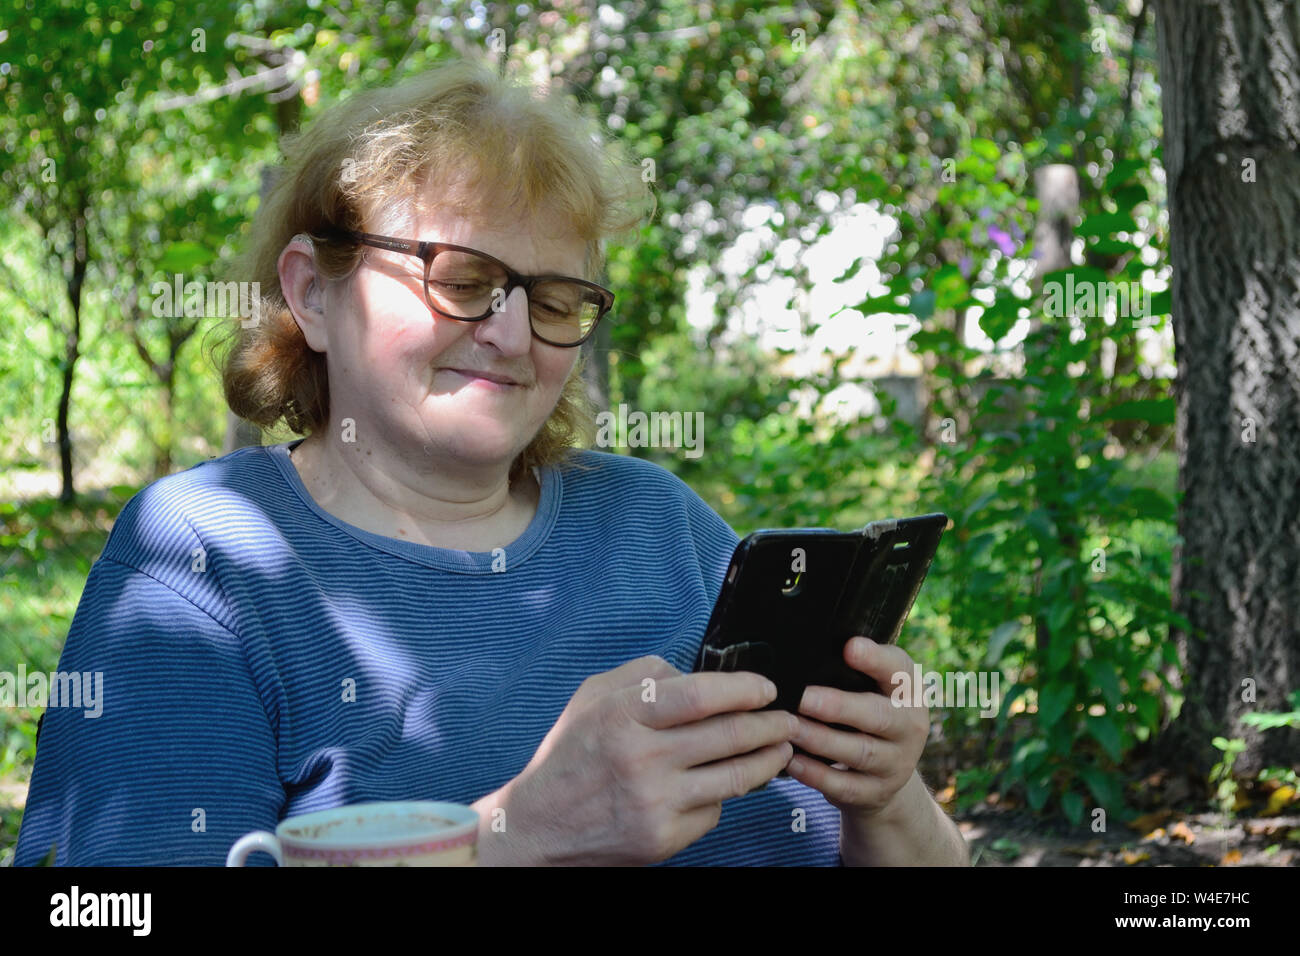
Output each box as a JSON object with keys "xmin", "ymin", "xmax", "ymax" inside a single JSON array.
[
  {"xmin": 1, "ymin": 488, "xmax": 138, "ymax": 688},
  {"xmin": 0, "ymin": 484, "xmax": 139, "ymax": 866}
]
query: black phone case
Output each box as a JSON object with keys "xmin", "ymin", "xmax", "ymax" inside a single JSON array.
[{"xmin": 693, "ymin": 513, "xmax": 948, "ymax": 769}]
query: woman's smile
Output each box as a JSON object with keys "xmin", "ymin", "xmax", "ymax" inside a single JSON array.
[{"xmin": 439, "ymin": 367, "xmax": 524, "ymax": 390}]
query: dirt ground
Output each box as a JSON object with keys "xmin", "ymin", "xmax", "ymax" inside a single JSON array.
[
  {"xmin": 921, "ymin": 742, "xmax": 1300, "ymax": 866},
  {"xmin": 954, "ymin": 804, "xmax": 1299, "ymax": 866}
]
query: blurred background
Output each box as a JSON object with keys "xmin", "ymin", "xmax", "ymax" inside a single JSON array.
[{"xmin": 2, "ymin": 0, "xmax": 1297, "ymax": 867}]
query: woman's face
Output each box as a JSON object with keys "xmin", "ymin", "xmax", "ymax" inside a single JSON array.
[{"xmin": 314, "ymin": 202, "xmax": 585, "ymax": 477}]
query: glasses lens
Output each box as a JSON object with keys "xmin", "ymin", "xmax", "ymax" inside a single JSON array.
[
  {"xmin": 427, "ymin": 249, "xmax": 605, "ymax": 344},
  {"xmin": 529, "ymin": 280, "xmax": 603, "ymax": 344},
  {"xmin": 427, "ymin": 250, "xmax": 503, "ymax": 317}
]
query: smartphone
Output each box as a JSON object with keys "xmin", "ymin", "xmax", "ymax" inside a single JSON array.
[{"xmin": 693, "ymin": 513, "xmax": 948, "ymax": 769}]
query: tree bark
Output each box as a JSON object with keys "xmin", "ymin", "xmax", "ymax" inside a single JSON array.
[
  {"xmin": 56, "ymin": 193, "xmax": 89, "ymax": 504},
  {"xmin": 1155, "ymin": 0, "xmax": 1300, "ymax": 776}
]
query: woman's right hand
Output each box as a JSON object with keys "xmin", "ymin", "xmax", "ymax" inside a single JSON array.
[{"xmin": 473, "ymin": 655, "xmax": 798, "ymax": 865}]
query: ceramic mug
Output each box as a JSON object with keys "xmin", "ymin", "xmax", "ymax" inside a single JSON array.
[{"xmin": 225, "ymin": 801, "xmax": 478, "ymax": 867}]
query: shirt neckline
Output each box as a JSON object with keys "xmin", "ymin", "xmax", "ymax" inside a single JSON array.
[{"xmin": 263, "ymin": 439, "xmax": 561, "ymax": 573}]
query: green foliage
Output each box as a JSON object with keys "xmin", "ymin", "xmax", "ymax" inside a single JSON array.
[
  {"xmin": 868, "ymin": 145, "xmax": 1177, "ymax": 823},
  {"xmin": 0, "ymin": 0, "xmax": 1181, "ymax": 834},
  {"xmin": 1239, "ymin": 690, "xmax": 1300, "ymax": 731},
  {"xmin": 1209, "ymin": 736, "xmax": 1247, "ymax": 815},
  {"xmin": 0, "ymin": 489, "xmax": 137, "ymax": 779},
  {"xmin": 1206, "ymin": 692, "xmax": 1300, "ymax": 817}
]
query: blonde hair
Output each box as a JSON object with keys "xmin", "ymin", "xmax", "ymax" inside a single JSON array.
[{"xmin": 212, "ymin": 57, "xmax": 653, "ymax": 482}]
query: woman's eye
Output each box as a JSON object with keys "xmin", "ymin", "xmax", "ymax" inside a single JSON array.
[{"xmin": 432, "ymin": 280, "xmax": 488, "ymax": 294}]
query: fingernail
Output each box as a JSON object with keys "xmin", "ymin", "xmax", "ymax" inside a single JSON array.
[
  {"xmin": 762, "ymin": 679, "xmax": 778, "ymax": 700},
  {"xmin": 786, "ymin": 713, "xmax": 800, "ymax": 735}
]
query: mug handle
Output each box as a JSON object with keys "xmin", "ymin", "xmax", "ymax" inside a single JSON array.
[{"xmin": 226, "ymin": 831, "xmax": 283, "ymax": 867}]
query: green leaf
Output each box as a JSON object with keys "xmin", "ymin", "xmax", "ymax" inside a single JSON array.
[
  {"xmin": 1086, "ymin": 659, "xmax": 1123, "ymax": 709},
  {"xmin": 1047, "ymin": 599, "xmax": 1073, "ymax": 638},
  {"xmin": 960, "ymin": 490, "xmax": 999, "ymax": 525},
  {"xmin": 1134, "ymin": 694, "xmax": 1159, "ymax": 730},
  {"xmin": 977, "ymin": 294, "xmax": 1022, "ymax": 342},
  {"xmin": 908, "ymin": 328, "xmax": 951, "ymax": 352},
  {"xmin": 1120, "ymin": 487, "xmax": 1174, "ymax": 523},
  {"xmin": 834, "ymin": 256, "xmax": 864, "ymax": 283},
  {"xmin": 1062, "ymin": 791, "xmax": 1085, "ymax": 824},
  {"xmin": 1087, "ymin": 714, "xmax": 1124, "ymax": 761},
  {"xmin": 1048, "ymin": 624, "xmax": 1075, "ymax": 673},
  {"xmin": 909, "ymin": 288, "xmax": 936, "ymax": 320},
  {"xmin": 1113, "ymin": 183, "xmax": 1149, "ymax": 211},
  {"xmin": 1077, "ymin": 764, "xmax": 1112, "ymax": 807},
  {"xmin": 1025, "ymin": 508, "xmax": 1054, "ymax": 542},
  {"xmin": 1087, "ymin": 237, "xmax": 1139, "ymax": 258},
  {"xmin": 857, "ymin": 293, "xmax": 911, "ymax": 315},
  {"xmin": 1012, "ymin": 736, "xmax": 1049, "ymax": 774},
  {"xmin": 990, "ymin": 836, "xmax": 1022, "ymax": 860},
  {"xmin": 1076, "ymin": 211, "xmax": 1139, "ymax": 238},
  {"xmin": 156, "ymin": 241, "xmax": 215, "ymax": 272},
  {"xmin": 970, "ymin": 137, "xmax": 1000, "ymax": 162},
  {"xmin": 995, "ymin": 682, "xmax": 1030, "ymax": 727},
  {"xmin": 1099, "ymin": 398, "xmax": 1174, "ymax": 425},
  {"xmin": 1104, "ymin": 158, "xmax": 1146, "ymax": 190},
  {"xmin": 1039, "ymin": 681, "xmax": 1073, "ymax": 726},
  {"xmin": 1026, "ymin": 771, "xmax": 1051, "ymax": 811},
  {"xmin": 1241, "ymin": 710, "xmax": 1300, "ymax": 730},
  {"xmin": 985, "ymin": 621, "xmax": 1020, "ymax": 666}
]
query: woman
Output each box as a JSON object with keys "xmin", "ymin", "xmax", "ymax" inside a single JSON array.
[{"xmin": 16, "ymin": 59, "xmax": 967, "ymax": 866}]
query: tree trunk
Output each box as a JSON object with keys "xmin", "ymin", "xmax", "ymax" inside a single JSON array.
[
  {"xmin": 1155, "ymin": 0, "xmax": 1300, "ymax": 777},
  {"xmin": 57, "ymin": 199, "xmax": 89, "ymax": 504},
  {"xmin": 156, "ymin": 371, "xmax": 175, "ymax": 479}
]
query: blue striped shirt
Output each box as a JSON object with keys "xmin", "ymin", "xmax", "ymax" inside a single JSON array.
[{"xmin": 15, "ymin": 440, "xmax": 841, "ymax": 866}]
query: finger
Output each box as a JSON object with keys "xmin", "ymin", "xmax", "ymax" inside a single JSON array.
[
  {"xmin": 578, "ymin": 655, "xmax": 681, "ymax": 704},
  {"xmin": 670, "ymin": 709, "xmax": 800, "ymax": 768},
  {"xmin": 784, "ymin": 754, "xmax": 894, "ymax": 807},
  {"xmin": 677, "ymin": 741, "xmax": 794, "ymax": 809},
  {"xmin": 798, "ymin": 683, "xmax": 910, "ymax": 740},
  {"xmin": 790, "ymin": 714, "xmax": 900, "ymax": 774},
  {"xmin": 634, "ymin": 671, "xmax": 777, "ymax": 730},
  {"xmin": 842, "ymin": 637, "xmax": 914, "ymax": 694}
]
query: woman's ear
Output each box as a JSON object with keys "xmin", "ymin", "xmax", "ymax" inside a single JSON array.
[{"xmin": 278, "ymin": 235, "xmax": 329, "ymax": 353}]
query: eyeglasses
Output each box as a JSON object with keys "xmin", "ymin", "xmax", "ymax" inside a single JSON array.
[{"xmin": 315, "ymin": 228, "xmax": 614, "ymax": 347}]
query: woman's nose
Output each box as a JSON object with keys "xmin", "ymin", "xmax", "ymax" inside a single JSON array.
[{"xmin": 473, "ymin": 286, "xmax": 533, "ymax": 353}]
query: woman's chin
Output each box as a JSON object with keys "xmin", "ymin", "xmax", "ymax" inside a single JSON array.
[{"xmin": 418, "ymin": 429, "xmax": 522, "ymax": 470}]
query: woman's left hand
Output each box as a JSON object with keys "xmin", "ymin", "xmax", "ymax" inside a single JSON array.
[{"xmin": 784, "ymin": 636, "xmax": 928, "ymax": 819}]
